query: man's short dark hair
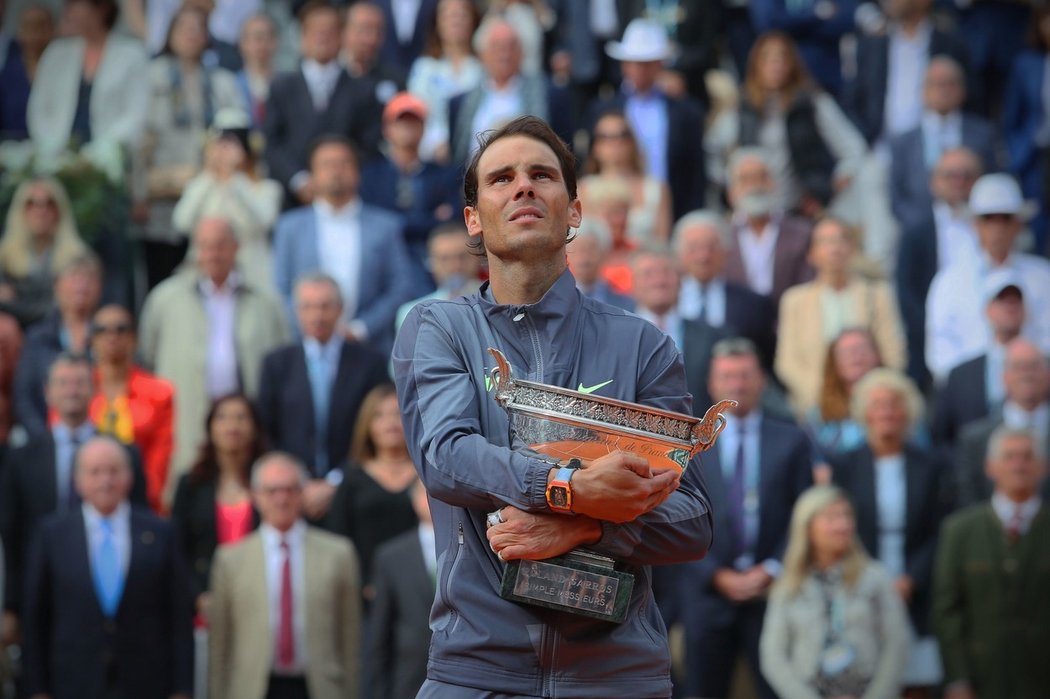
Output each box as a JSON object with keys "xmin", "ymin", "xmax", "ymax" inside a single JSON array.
[
  {"xmin": 68, "ymin": 0, "xmax": 119, "ymax": 30},
  {"xmin": 462, "ymin": 116, "xmax": 577, "ymax": 209},
  {"xmin": 297, "ymin": 0, "xmax": 341, "ymax": 25},
  {"xmin": 308, "ymin": 134, "xmax": 359, "ymax": 170}
]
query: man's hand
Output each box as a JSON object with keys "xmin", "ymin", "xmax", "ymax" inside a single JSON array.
[
  {"xmin": 2, "ymin": 611, "xmax": 20, "ymax": 646},
  {"xmin": 569, "ymin": 452, "xmax": 680, "ymax": 523},
  {"xmin": 712, "ymin": 566, "xmax": 771, "ymax": 603},
  {"xmin": 944, "ymin": 683, "xmax": 975, "ymax": 699},
  {"xmin": 487, "ymin": 507, "xmax": 601, "ymax": 561},
  {"xmin": 894, "ymin": 575, "xmax": 914, "ymax": 604},
  {"xmin": 302, "ymin": 479, "xmax": 337, "ymax": 520}
]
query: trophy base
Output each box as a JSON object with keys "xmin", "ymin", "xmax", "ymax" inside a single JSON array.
[{"xmin": 499, "ymin": 549, "xmax": 634, "ymax": 623}]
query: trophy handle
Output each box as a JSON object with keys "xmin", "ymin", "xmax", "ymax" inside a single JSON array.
[
  {"xmin": 487, "ymin": 348, "xmax": 514, "ymax": 405},
  {"xmin": 690, "ymin": 399, "xmax": 738, "ymax": 453}
]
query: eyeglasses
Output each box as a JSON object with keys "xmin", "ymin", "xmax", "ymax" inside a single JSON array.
[
  {"xmin": 593, "ymin": 130, "xmax": 631, "ymax": 142},
  {"xmin": 25, "ymin": 197, "xmax": 56, "ymax": 209},
  {"xmin": 91, "ymin": 323, "xmax": 133, "ymax": 336}
]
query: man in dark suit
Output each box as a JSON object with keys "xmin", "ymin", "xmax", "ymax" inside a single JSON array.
[
  {"xmin": 956, "ymin": 339, "xmax": 1050, "ymax": 507},
  {"xmin": 342, "ymin": 1, "xmax": 408, "ymax": 105},
  {"xmin": 724, "ymin": 148, "xmax": 815, "ymax": 309},
  {"xmin": 679, "ymin": 338, "xmax": 813, "ymax": 699},
  {"xmin": 673, "ymin": 210, "xmax": 777, "ymax": 372},
  {"xmin": 22, "ymin": 436, "xmax": 193, "ymax": 699},
  {"xmin": 264, "ymin": 1, "xmax": 382, "ymax": 206},
  {"xmin": 889, "ymin": 57, "xmax": 999, "ymax": 232},
  {"xmin": 258, "ymin": 273, "xmax": 390, "ymax": 522},
  {"xmin": 369, "ymin": 479, "xmax": 434, "ymax": 699},
  {"xmin": 589, "ymin": 18, "xmax": 706, "ymax": 222},
  {"xmin": 2, "ymin": 354, "xmax": 146, "ymax": 637},
  {"xmin": 934, "ymin": 426, "xmax": 1050, "ymax": 699},
  {"xmin": 844, "ymin": 0, "xmax": 969, "ymax": 146},
  {"xmin": 374, "ymin": 0, "xmax": 437, "ymax": 76}
]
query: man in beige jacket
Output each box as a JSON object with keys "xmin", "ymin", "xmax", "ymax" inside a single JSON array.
[{"xmin": 208, "ymin": 452, "xmax": 361, "ymax": 699}]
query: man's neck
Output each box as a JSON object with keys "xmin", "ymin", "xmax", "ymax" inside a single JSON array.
[
  {"xmin": 896, "ymin": 14, "xmax": 927, "ymax": 37},
  {"xmin": 487, "ymin": 258, "xmax": 564, "ymax": 306},
  {"xmin": 245, "ymin": 61, "xmax": 272, "ymax": 79},
  {"xmin": 1008, "ymin": 397, "xmax": 1044, "ymax": 414},
  {"xmin": 997, "ymin": 488, "xmax": 1038, "ymax": 506},
  {"xmin": 390, "ymin": 144, "xmax": 421, "ymax": 172},
  {"xmin": 320, "ymin": 194, "xmax": 355, "ymax": 210},
  {"xmin": 993, "ymin": 330, "xmax": 1020, "ymax": 346},
  {"xmin": 208, "ymin": 272, "xmax": 232, "ymax": 288},
  {"xmin": 747, "ymin": 215, "xmax": 771, "ymax": 234},
  {"xmin": 59, "ymin": 415, "xmax": 89, "ymax": 431}
]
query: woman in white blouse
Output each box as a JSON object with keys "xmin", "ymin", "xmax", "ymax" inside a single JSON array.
[
  {"xmin": 407, "ymin": 0, "xmax": 483, "ymax": 162},
  {"xmin": 760, "ymin": 485, "xmax": 910, "ymax": 699}
]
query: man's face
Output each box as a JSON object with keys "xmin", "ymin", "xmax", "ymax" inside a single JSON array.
[
  {"xmin": 75, "ymin": 441, "xmax": 132, "ymax": 516},
  {"xmin": 727, "ymin": 157, "xmax": 774, "ymax": 211},
  {"xmin": 383, "ymin": 114, "xmax": 425, "ymax": 151},
  {"xmin": 239, "ymin": 16, "xmax": 277, "ymax": 66},
  {"xmin": 46, "ymin": 362, "xmax": 93, "ymax": 422},
  {"xmin": 195, "ymin": 220, "xmax": 238, "ymax": 282},
  {"xmin": 90, "ymin": 306, "xmax": 135, "ymax": 365},
  {"xmin": 985, "ymin": 288, "xmax": 1025, "ymax": 339},
  {"xmin": 300, "ymin": 8, "xmax": 341, "ymax": 63},
  {"xmin": 253, "ymin": 461, "xmax": 305, "ymax": 531},
  {"xmin": 54, "ymin": 267, "xmax": 102, "ymax": 316},
  {"xmin": 677, "ymin": 224, "xmax": 725, "ymax": 283},
  {"xmin": 631, "ymin": 254, "xmax": 679, "ymax": 315},
  {"xmin": 930, "ymin": 152, "xmax": 980, "ymax": 206},
  {"xmin": 708, "ymin": 353, "xmax": 764, "ymax": 416},
  {"xmin": 986, "ymin": 435, "xmax": 1047, "ymax": 502},
  {"xmin": 295, "ymin": 281, "xmax": 343, "ymax": 343},
  {"xmin": 18, "ymin": 6, "xmax": 54, "ymax": 54},
  {"xmin": 310, "ymin": 143, "xmax": 359, "ymax": 202},
  {"xmin": 621, "ymin": 60, "xmax": 662, "ymax": 93},
  {"xmin": 481, "ymin": 24, "xmax": 522, "ymax": 84},
  {"xmin": 565, "ymin": 235, "xmax": 605, "ymax": 286},
  {"xmin": 464, "ymin": 135, "xmax": 581, "ymax": 265},
  {"xmin": 883, "ymin": 0, "xmax": 931, "ymax": 21},
  {"xmin": 428, "ymin": 233, "xmax": 476, "ymax": 287},
  {"xmin": 1003, "ymin": 341, "xmax": 1049, "ymax": 407},
  {"xmin": 975, "ymin": 213, "xmax": 1022, "ymax": 261},
  {"xmin": 923, "ymin": 61, "xmax": 964, "ymax": 115},
  {"xmin": 344, "ymin": 5, "xmax": 384, "ymax": 65}
]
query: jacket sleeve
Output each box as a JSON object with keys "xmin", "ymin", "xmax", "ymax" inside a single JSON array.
[
  {"xmin": 163, "ymin": 522, "xmax": 195, "ymax": 696},
  {"xmin": 356, "ymin": 216, "xmax": 420, "ymax": 340},
  {"xmin": 207, "ymin": 547, "xmax": 232, "ymax": 699},
  {"xmin": 144, "ymin": 386, "xmax": 175, "ymax": 514},
  {"xmin": 21, "ymin": 524, "xmax": 53, "ymax": 697},
  {"xmin": 932, "ymin": 515, "xmax": 969, "ymax": 685},
  {"xmin": 862, "ymin": 568, "xmax": 911, "ymax": 699},
  {"xmin": 339, "ymin": 542, "xmax": 362, "ymax": 699},
  {"xmin": 758, "ymin": 587, "xmax": 823, "ymax": 699},
  {"xmin": 262, "ymin": 79, "xmax": 302, "ymax": 190},
  {"xmin": 367, "ymin": 547, "xmax": 395, "ymax": 699}
]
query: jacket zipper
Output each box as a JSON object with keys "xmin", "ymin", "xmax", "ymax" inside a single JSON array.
[
  {"xmin": 522, "ymin": 311, "xmax": 544, "ymax": 380},
  {"xmin": 539, "ymin": 621, "xmax": 554, "ymax": 698}
]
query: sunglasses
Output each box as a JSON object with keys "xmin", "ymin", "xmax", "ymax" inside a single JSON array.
[
  {"xmin": 91, "ymin": 323, "xmax": 133, "ymax": 336},
  {"xmin": 25, "ymin": 197, "xmax": 56, "ymax": 208},
  {"xmin": 593, "ymin": 130, "xmax": 631, "ymax": 142},
  {"xmin": 977, "ymin": 213, "xmax": 1017, "ymax": 222}
]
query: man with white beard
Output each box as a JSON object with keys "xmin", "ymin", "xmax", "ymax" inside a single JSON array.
[{"xmin": 722, "ymin": 148, "xmax": 815, "ymax": 309}]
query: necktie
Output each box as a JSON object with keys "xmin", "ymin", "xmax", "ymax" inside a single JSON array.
[
  {"xmin": 277, "ymin": 538, "xmax": 295, "ymax": 669},
  {"xmin": 307, "ymin": 350, "xmax": 331, "ymax": 476},
  {"xmin": 1007, "ymin": 507, "xmax": 1024, "ymax": 545},
  {"xmin": 66, "ymin": 435, "xmax": 83, "ymax": 510},
  {"xmin": 93, "ymin": 518, "xmax": 123, "ymax": 617},
  {"xmin": 728, "ymin": 425, "xmax": 749, "ymax": 561}
]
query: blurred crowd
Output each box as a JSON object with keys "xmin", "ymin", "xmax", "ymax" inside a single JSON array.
[{"xmin": 0, "ymin": 0, "xmax": 1048, "ymax": 698}]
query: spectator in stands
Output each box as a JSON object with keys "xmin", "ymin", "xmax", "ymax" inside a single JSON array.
[
  {"xmin": 579, "ymin": 110, "xmax": 672, "ymax": 243},
  {"xmin": 88, "ymin": 304, "xmax": 174, "ymax": 514},
  {"xmin": 954, "ymin": 0, "xmax": 1032, "ymax": 115},
  {"xmin": 127, "ymin": 0, "xmax": 256, "ymax": 70},
  {"xmin": 13, "ymin": 253, "xmax": 101, "ymax": 436},
  {"xmin": 580, "ymin": 175, "xmax": 637, "ymax": 294},
  {"xmin": 760, "ymin": 485, "xmax": 910, "ymax": 699},
  {"xmin": 0, "ymin": 4, "xmax": 53, "ymax": 141},
  {"xmin": 808, "ymin": 327, "xmax": 884, "ymax": 462},
  {"xmin": 723, "ymin": 148, "xmax": 815, "ymax": 307},
  {"xmin": 2, "ymin": 355, "xmax": 147, "ymax": 646},
  {"xmin": 375, "ymin": 0, "xmax": 437, "ymax": 76},
  {"xmin": 342, "ymin": 0, "xmax": 406, "ymax": 104},
  {"xmin": 933, "ymin": 426, "xmax": 1050, "ymax": 699},
  {"xmin": 136, "ymin": 3, "xmax": 242, "ymax": 289},
  {"xmin": 0, "ymin": 177, "xmax": 89, "ymax": 327},
  {"xmin": 680, "ymin": 338, "xmax": 812, "ymax": 699},
  {"xmin": 27, "ymin": 0, "xmax": 149, "ymax": 156},
  {"xmin": 707, "ymin": 32, "xmax": 866, "ymax": 219},
  {"xmin": 546, "ymin": 0, "xmax": 622, "ymax": 115},
  {"xmin": 258, "ymin": 273, "xmax": 390, "ymax": 521},
  {"xmin": 896, "ymin": 146, "xmax": 983, "ymax": 384},
  {"xmin": 139, "ymin": 217, "xmax": 288, "ymax": 504},
  {"xmin": 447, "ymin": 17, "xmax": 573, "ymax": 166},
  {"xmin": 171, "ymin": 394, "xmax": 264, "ymax": 610},
  {"xmin": 777, "ymin": 216, "xmax": 906, "ymax": 416},
  {"xmin": 369, "ymin": 478, "xmax": 433, "ymax": 699},
  {"xmin": 234, "ymin": 13, "xmax": 278, "ymax": 132},
  {"xmin": 565, "ymin": 217, "xmax": 634, "ymax": 312},
  {"xmin": 889, "ymin": 57, "xmax": 998, "ymax": 233},
  {"xmin": 593, "ymin": 18, "xmax": 706, "ymax": 222},
  {"xmin": 845, "ymin": 0, "xmax": 969, "ymax": 148},
  {"xmin": 926, "ymin": 174, "xmax": 1050, "ymax": 382},
  {"xmin": 209, "ymin": 452, "xmax": 361, "ymax": 699},
  {"xmin": 930, "ymin": 269, "xmax": 1027, "ymax": 447},
  {"xmin": 1002, "ymin": 6, "xmax": 1050, "ymax": 254},
  {"xmin": 359, "ymin": 92, "xmax": 460, "ymax": 279},
  {"xmin": 397, "ymin": 223, "xmax": 485, "ymax": 328},
  {"xmin": 674, "ymin": 211, "xmax": 777, "ymax": 372},
  {"xmin": 22, "ymin": 436, "xmax": 193, "ymax": 699},
  {"xmin": 630, "ymin": 246, "xmax": 686, "ymax": 349},
  {"xmin": 831, "ymin": 368, "xmax": 949, "ymax": 690},
  {"xmin": 750, "ymin": 0, "xmax": 859, "ymax": 97},
  {"xmin": 264, "ymin": 0, "xmax": 382, "ymax": 205},
  {"xmin": 327, "ymin": 384, "xmax": 418, "ymax": 601},
  {"xmin": 957, "ymin": 339, "xmax": 1050, "ymax": 507},
  {"xmin": 273, "ymin": 135, "xmax": 419, "ymax": 355},
  {"xmin": 172, "ymin": 108, "xmax": 282, "ymax": 293},
  {"xmin": 406, "ymin": 0, "xmax": 482, "ymax": 162}
]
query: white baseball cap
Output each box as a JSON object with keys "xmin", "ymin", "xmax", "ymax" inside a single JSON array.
[
  {"xmin": 969, "ymin": 173, "xmax": 1037, "ymax": 221},
  {"xmin": 605, "ymin": 19, "xmax": 672, "ymax": 63},
  {"xmin": 981, "ymin": 267, "xmax": 1025, "ymax": 305}
]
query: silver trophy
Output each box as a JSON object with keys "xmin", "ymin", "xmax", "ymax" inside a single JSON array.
[{"xmin": 487, "ymin": 348, "xmax": 735, "ymax": 622}]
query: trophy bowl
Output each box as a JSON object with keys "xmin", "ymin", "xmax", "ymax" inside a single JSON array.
[{"xmin": 487, "ymin": 348, "xmax": 736, "ymax": 623}]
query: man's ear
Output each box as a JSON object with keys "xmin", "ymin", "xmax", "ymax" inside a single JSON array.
[
  {"xmin": 464, "ymin": 206, "xmax": 482, "ymax": 238},
  {"xmin": 567, "ymin": 198, "xmax": 582, "ymax": 229}
]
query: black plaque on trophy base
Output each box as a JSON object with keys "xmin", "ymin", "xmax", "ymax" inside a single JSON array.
[{"xmin": 499, "ymin": 550, "xmax": 634, "ymax": 623}]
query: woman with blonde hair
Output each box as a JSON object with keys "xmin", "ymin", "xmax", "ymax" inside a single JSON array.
[
  {"xmin": 0, "ymin": 177, "xmax": 89, "ymax": 326},
  {"xmin": 760, "ymin": 485, "xmax": 910, "ymax": 699}
]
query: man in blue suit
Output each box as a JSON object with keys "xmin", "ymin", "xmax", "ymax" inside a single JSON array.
[
  {"xmin": 22, "ymin": 436, "xmax": 193, "ymax": 699},
  {"xmin": 273, "ymin": 135, "xmax": 422, "ymax": 357},
  {"xmin": 679, "ymin": 338, "xmax": 812, "ymax": 699}
]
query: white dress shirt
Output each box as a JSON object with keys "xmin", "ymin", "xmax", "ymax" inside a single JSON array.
[
  {"xmin": 1002, "ymin": 401, "xmax": 1050, "ymax": 449},
  {"xmin": 624, "ymin": 87, "xmax": 668, "ymax": 182},
  {"xmin": 921, "ymin": 110, "xmax": 962, "ymax": 169},
  {"xmin": 737, "ymin": 219, "xmax": 781, "ymax": 297},
  {"xmin": 392, "ymin": 0, "xmax": 423, "ymax": 45},
  {"xmin": 200, "ymin": 273, "xmax": 240, "ymax": 400},
  {"xmin": 315, "ymin": 198, "xmax": 363, "ymax": 322},
  {"xmin": 985, "ymin": 341, "xmax": 1007, "ymax": 409},
  {"xmin": 261, "ymin": 520, "xmax": 309, "ymax": 674},
  {"xmin": 589, "ymin": 0, "xmax": 619, "ymax": 38},
  {"xmin": 678, "ymin": 276, "xmax": 727, "ymax": 326},
  {"xmin": 932, "ymin": 200, "xmax": 979, "ymax": 271},
  {"xmin": 83, "ymin": 501, "xmax": 132, "ymax": 583},
  {"xmin": 991, "ymin": 492, "xmax": 1042, "ymax": 536},
  {"xmin": 883, "ymin": 21, "xmax": 932, "ymax": 141},
  {"xmin": 874, "ymin": 454, "xmax": 907, "ymax": 578},
  {"xmin": 301, "ymin": 59, "xmax": 342, "ymax": 111},
  {"xmin": 470, "ymin": 78, "xmax": 524, "ymax": 156}
]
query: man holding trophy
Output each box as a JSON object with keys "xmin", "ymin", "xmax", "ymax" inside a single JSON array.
[{"xmin": 393, "ymin": 116, "xmax": 725, "ymax": 698}]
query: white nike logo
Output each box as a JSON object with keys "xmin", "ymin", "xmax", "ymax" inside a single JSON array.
[{"xmin": 577, "ymin": 379, "xmax": 614, "ymax": 395}]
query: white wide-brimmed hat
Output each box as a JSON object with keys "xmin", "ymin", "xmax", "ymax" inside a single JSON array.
[
  {"xmin": 605, "ymin": 19, "xmax": 672, "ymax": 63},
  {"xmin": 969, "ymin": 173, "xmax": 1038, "ymax": 221}
]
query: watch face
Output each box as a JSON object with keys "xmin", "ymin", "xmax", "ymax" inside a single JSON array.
[{"xmin": 549, "ymin": 486, "xmax": 569, "ymax": 508}]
